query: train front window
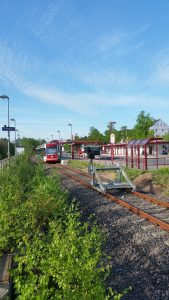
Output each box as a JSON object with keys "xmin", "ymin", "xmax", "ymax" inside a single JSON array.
[{"xmin": 46, "ymin": 147, "xmax": 57, "ymax": 155}]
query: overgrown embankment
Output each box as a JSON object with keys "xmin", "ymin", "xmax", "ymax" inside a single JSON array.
[{"xmin": 0, "ymin": 155, "xmax": 126, "ymax": 299}]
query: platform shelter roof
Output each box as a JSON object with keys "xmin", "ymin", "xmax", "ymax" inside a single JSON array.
[
  {"xmin": 72, "ymin": 140, "xmax": 101, "ymax": 145},
  {"xmin": 127, "ymin": 138, "xmax": 151, "ymax": 146},
  {"xmin": 127, "ymin": 137, "xmax": 165, "ymax": 147}
]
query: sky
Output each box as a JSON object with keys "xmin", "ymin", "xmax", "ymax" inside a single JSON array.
[{"xmin": 0, "ymin": 0, "xmax": 169, "ymax": 141}]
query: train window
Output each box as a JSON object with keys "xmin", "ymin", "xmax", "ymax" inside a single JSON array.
[{"xmin": 46, "ymin": 147, "xmax": 57, "ymax": 155}]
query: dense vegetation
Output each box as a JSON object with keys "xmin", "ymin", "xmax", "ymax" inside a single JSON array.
[{"xmin": 0, "ymin": 154, "xmax": 129, "ymax": 299}]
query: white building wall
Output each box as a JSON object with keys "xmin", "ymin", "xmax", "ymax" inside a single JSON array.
[{"xmin": 150, "ymin": 119, "xmax": 169, "ymax": 137}]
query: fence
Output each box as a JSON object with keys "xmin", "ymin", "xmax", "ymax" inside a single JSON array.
[
  {"xmin": 0, "ymin": 158, "xmax": 9, "ymax": 171},
  {"xmin": 0, "ymin": 157, "xmax": 15, "ymax": 171}
]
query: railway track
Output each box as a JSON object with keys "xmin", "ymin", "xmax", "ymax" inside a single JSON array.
[
  {"xmin": 46, "ymin": 163, "xmax": 169, "ymax": 299},
  {"xmin": 53, "ymin": 164, "xmax": 169, "ymax": 233}
]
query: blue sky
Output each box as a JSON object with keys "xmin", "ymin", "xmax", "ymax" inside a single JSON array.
[{"xmin": 0, "ymin": 0, "xmax": 169, "ymax": 141}]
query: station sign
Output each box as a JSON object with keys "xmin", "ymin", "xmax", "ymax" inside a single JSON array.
[{"xmin": 2, "ymin": 126, "xmax": 15, "ymax": 131}]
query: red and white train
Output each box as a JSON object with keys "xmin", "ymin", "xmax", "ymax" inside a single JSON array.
[{"xmin": 35, "ymin": 142, "xmax": 61, "ymax": 163}]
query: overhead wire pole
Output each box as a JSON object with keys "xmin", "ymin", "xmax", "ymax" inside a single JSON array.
[{"xmin": 0, "ymin": 95, "xmax": 10, "ymax": 162}]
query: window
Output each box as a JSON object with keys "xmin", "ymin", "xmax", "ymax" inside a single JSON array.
[{"xmin": 46, "ymin": 147, "xmax": 57, "ymax": 155}]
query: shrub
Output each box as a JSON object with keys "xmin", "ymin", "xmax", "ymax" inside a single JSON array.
[
  {"xmin": 0, "ymin": 155, "xmax": 126, "ymax": 299},
  {"xmin": 13, "ymin": 208, "xmax": 108, "ymax": 299}
]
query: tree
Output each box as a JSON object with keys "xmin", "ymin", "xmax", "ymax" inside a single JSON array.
[
  {"xmin": 88, "ymin": 127, "xmax": 104, "ymax": 143},
  {"xmin": 120, "ymin": 126, "xmax": 128, "ymax": 142},
  {"xmin": 20, "ymin": 137, "xmax": 43, "ymax": 154},
  {"xmin": 134, "ymin": 111, "xmax": 154, "ymax": 139},
  {"xmin": 0, "ymin": 138, "xmax": 15, "ymax": 159},
  {"xmin": 163, "ymin": 132, "xmax": 169, "ymax": 141},
  {"xmin": 0, "ymin": 139, "xmax": 8, "ymax": 159}
]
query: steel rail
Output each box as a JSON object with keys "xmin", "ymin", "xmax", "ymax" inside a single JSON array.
[
  {"xmin": 57, "ymin": 164, "xmax": 91, "ymax": 178},
  {"xmin": 131, "ymin": 190, "xmax": 169, "ymax": 208},
  {"xmin": 56, "ymin": 166, "xmax": 169, "ymax": 232},
  {"xmin": 57, "ymin": 164, "xmax": 169, "ymax": 208}
]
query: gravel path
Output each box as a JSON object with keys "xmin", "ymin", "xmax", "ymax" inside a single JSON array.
[{"xmin": 60, "ymin": 174, "xmax": 169, "ymax": 300}]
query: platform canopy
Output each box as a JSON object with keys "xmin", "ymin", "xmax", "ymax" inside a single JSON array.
[{"xmin": 127, "ymin": 137, "xmax": 164, "ymax": 147}]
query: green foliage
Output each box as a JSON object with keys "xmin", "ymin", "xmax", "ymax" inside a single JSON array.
[
  {"xmin": 152, "ymin": 167, "xmax": 169, "ymax": 197},
  {"xmin": 78, "ymin": 110, "xmax": 155, "ymax": 144},
  {"xmin": 0, "ymin": 154, "xmax": 36, "ymax": 253},
  {"xmin": 0, "ymin": 138, "xmax": 7, "ymax": 159},
  {"xmin": 88, "ymin": 126, "xmax": 104, "ymax": 143},
  {"xmin": 133, "ymin": 110, "xmax": 154, "ymax": 139},
  {"xmin": 0, "ymin": 155, "xmax": 124, "ymax": 299},
  {"xmin": 64, "ymin": 143, "xmax": 71, "ymax": 152},
  {"xmin": 13, "ymin": 211, "xmax": 108, "ymax": 299},
  {"xmin": 124, "ymin": 167, "xmax": 146, "ymax": 181},
  {"xmin": 68, "ymin": 160, "xmax": 89, "ymax": 170},
  {"xmin": 163, "ymin": 132, "xmax": 169, "ymax": 141},
  {"xmin": 10, "ymin": 153, "xmax": 36, "ymax": 193},
  {"xmin": 124, "ymin": 166, "xmax": 169, "ymax": 197},
  {"xmin": 0, "ymin": 138, "xmax": 15, "ymax": 159},
  {"xmin": 20, "ymin": 137, "xmax": 44, "ymax": 154}
]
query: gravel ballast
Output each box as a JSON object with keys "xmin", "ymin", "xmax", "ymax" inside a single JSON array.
[{"xmin": 60, "ymin": 175, "xmax": 169, "ymax": 300}]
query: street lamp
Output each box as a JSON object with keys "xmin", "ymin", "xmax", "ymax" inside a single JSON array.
[
  {"xmin": 68, "ymin": 123, "xmax": 72, "ymax": 140},
  {"xmin": 68, "ymin": 123, "xmax": 73, "ymax": 158},
  {"xmin": 10, "ymin": 118, "xmax": 16, "ymax": 155},
  {"xmin": 109, "ymin": 121, "xmax": 116, "ymax": 131},
  {"xmin": 0, "ymin": 95, "xmax": 10, "ymax": 160},
  {"xmin": 57, "ymin": 130, "xmax": 60, "ymax": 143},
  {"xmin": 17, "ymin": 130, "xmax": 20, "ymax": 147}
]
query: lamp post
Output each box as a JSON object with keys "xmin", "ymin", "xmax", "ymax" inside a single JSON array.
[
  {"xmin": 68, "ymin": 123, "xmax": 73, "ymax": 158},
  {"xmin": 109, "ymin": 121, "xmax": 116, "ymax": 131},
  {"xmin": 0, "ymin": 95, "xmax": 10, "ymax": 161},
  {"xmin": 17, "ymin": 130, "xmax": 20, "ymax": 147},
  {"xmin": 51, "ymin": 135, "xmax": 53, "ymax": 142},
  {"xmin": 10, "ymin": 118, "xmax": 16, "ymax": 155},
  {"xmin": 57, "ymin": 130, "xmax": 60, "ymax": 143}
]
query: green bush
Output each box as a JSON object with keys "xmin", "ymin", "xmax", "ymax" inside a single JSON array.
[
  {"xmin": 0, "ymin": 154, "xmax": 36, "ymax": 253},
  {"xmin": 10, "ymin": 153, "xmax": 36, "ymax": 194},
  {"xmin": 13, "ymin": 209, "xmax": 109, "ymax": 300},
  {"xmin": 0, "ymin": 155, "xmax": 126, "ymax": 299}
]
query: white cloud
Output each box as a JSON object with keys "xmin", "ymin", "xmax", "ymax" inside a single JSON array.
[
  {"xmin": 148, "ymin": 48, "xmax": 169, "ymax": 85},
  {"xmin": 28, "ymin": 1, "xmax": 78, "ymax": 50},
  {"xmin": 0, "ymin": 40, "xmax": 169, "ymax": 118},
  {"xmin": 96, "ymin": 32, "xmax": 125, "ymax": 52}
]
